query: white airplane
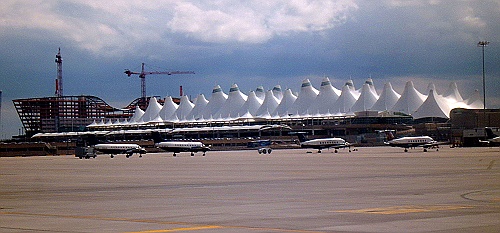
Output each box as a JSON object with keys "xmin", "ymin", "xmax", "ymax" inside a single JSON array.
[
  {"xmin": 93, "ymin": 143, "xmax": 147, "ymax": 158},
  {"xmin": 383, "ymin": 131, "xmax": 443, "ymax": 152},
  {"xmin": 152, "ymin": 132, "xmax": 210, "ymax": 157},
  {"xmin": 484, "ymin": 128, "xmax": 500, "ymax": 145},
  {"xmin": 293, "ymin": 132, "xmax": 352, "ymax": 153}
]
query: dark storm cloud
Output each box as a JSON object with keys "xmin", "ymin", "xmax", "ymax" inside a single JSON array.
[{"xmin": 0, "ymin": 0, "xmax": 498, "ymax": 138}]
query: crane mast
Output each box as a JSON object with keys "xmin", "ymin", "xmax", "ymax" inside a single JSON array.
[
  {"xmin": 124, "ymin": 63, "xmax": 195, "ymax": 102},
  {"xmin": 55, "ymin": 48, "xmax": 63, "ymax": 97}
]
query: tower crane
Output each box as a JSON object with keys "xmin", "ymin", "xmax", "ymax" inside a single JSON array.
[{"xmin": 124, "ymin": 63, "xmax": 195, "ymax": 101}]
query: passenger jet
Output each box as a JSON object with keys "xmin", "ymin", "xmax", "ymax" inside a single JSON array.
[
  {"xmin": 292, "ymin": 132, "xmax": 352, "ymax": 153},
  {"xmin": 152, "ymin": 132, "xmax": 210, "ymax": 156}
]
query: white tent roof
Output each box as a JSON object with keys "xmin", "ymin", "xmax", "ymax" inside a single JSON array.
[
  {"xmin": 216, "ymin": 83, "xmax": 248, "ymax": 119},
  {"xmin": 238, "ymin": 91, "xmax": 262, "ymax": 117},
  {"xmin": 188, "ymin": 94, "xmax": 209, "ymax": 120},
  {"xmin": 443, "ymin": 82, "xmax": 463, "ymax": 102},
  {"xmin": 200, "ymin": 85, "xmax": 228, "ymax": 119},
  {"xmin": 287, "ymin": 79, "xmax": 319, "ymax": 116},
  {"xmin": 128, "ymin": 106, "xmax": 145, "ymax": 123},
  {"xmin": 331, "ymin": 84, "xmax": 358, "ymax": 114},
  {"xmin": 371, "ymin": 82, "xmax": 401, "ymax": 111},
  {"xmin": 351, "ymin": 83, "xmax": 379, "ymax": 112},
  {"xmin": 175, "ymin": 95, "xmax": 194, "ymax": 121},
  {"xmin": 365, "ymin": 78, "xmax": 378, "ymax": 96},
  {"xmin": 465, "ymin": 89, "xmax": 484, "ymax": 109},
  {"xmin": 273, "ymin": 88, "xmax": 297, "ymax": 117},
  {"xmin": 308, "ymin": 77, "xmax": 340, "ymax": 115},
  {"xmin": 425, "ymin": 83, "xmax": 438, "ymax": 96},
  {"xmin": 412, "ymin": 89, "xmax": 452, "ymax": 119},
  {"xmin": 154, "ymin": 96, "xmax": 178, "ymax": 122},
  {"xmin": 272, "ymin": 85, "xmax": 283, "ymax": 100},
  {"xmin": 255, "ymin": 86, "xmax": 265, "ymax": 100},
  {"xmin": 391, "ymin": 81, "xmax": 426, "ymax": 115},
  {"xmin": 139, "ymin": 97, "xmax": 162, "ymax": 123},
  {"xmin": 256, "ymin": 90, "xmax": 280, "ymax": 117}
]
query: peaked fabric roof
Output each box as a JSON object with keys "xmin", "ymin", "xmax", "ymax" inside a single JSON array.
[
  {"xmin": 139, "ymin": 97, "xmax": 162, "ymax": 123},
  {"xmin": 391, "ymin": 81, "xmax": 426, "ymax": 114},
  {"xmin": 175, "ymin": 95, "xmax": 194, "ymax": 121},
  {"xmin": 216, "ymin": 83, "xmax": 248, "ymax": 119},
  {"xmin": 256, "ymin": 90, "xmax": 280, "ymax": 117},
  {"xmin": 188, "ymin": 94, "xmax": 209, "ymax": 120},
  {"xmin": 465, "ymin": 89, "xmax": 484, "ymax": 109},
  {"xmin": 308, "ymin": 77, "xmax": 340, "ymax": 115},
  {"xmin": 273, "ymin": 88, "xmax": 297, "ymax": 117},
  {"xmin": 287, "ymin": 79, "xmax": 319, "ymax": 116},
  {"xmin": 129, "ymin": 106, "xmax": 145, "ymax": 123},
  {"xmin": 413, "ymin": 90, "xmax": 452, "ymax": 119},
  {"xmin": 238, "ymin": 91, "xmax": 262, "ymax": 117},
  {"xmin": 371, "ymin": 82, "xmax": 401, "ymax": 111},
  {"xmin": 154, "ymin": 96, "xmax": 178, "ymax": 122},
  {"xmin": 351, "ymin": 83, "xmax": 379, "ymax": 112},
  {"xmin": 272, "ymin": 85, "xmax": 283, "ymax": 100},
  {"xmin": 443, "ymin": 82, "xmax": 463, "ymax": 102},
  {"xmin": 255, "ymin": 86, "xmax": 265, "ymax": 100},
  {"xmin": 331, "ymin": 84, "xmax": 358, "ymax": 114},
  {"xmin": 92, "ymin": 79, "xmax": 485, "ymax": 129},
  {"xmin": 200, "ymin": 85, "xmax": 228, "ymax": 119}
]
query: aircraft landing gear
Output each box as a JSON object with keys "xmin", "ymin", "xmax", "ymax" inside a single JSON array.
[
  {"xmin": 404, "ymin": 148, "xmax": 408, "ymax": 152},
  {"xmin": 110, "ymin": 154, "xmax": 115, "ymax": 158},
  {"xmin": 173, "ymin": 153, "xmax": 177, "ymax": 157},
  {"xmin": 423, "ymin": 148, "xmax": 428, "ymax": 152},
  {"xmin": 334, "ymin": 149, "xmax": 338, "ymax": 153},
  {"xmin": 318, "ymin": 150, "xmax": 322, "ymax": 153},
  {"xmin": 191, "ymin": 152, "xmax": 195, "ymax": 156},
  {"xmin": 203, "ymin": 152, "xmax": 206, "ymax": 156}
]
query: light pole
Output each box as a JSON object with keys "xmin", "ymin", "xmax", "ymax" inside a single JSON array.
[{"xmin": 477, "ymin": 41, "xmax": 489, "ymax": 110}]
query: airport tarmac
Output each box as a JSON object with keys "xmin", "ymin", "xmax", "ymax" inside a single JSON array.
[{"xmin": 0, "ymin": 146, "xmax": 499, "ymax": 233}]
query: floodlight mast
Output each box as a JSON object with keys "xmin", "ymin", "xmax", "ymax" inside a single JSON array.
[{"xmin": 477, "ymin": 41, "xmax": 489, "ymax": 110}]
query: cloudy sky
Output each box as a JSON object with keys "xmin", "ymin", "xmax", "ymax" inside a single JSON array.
[{"xmin": 0, "ymin": 0, "xmax": 499, "ymax": 138}]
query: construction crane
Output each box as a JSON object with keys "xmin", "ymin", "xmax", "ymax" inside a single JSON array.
[{"xmin": 124, "ymin": 63, "xmax": 195, "ymax": 102}]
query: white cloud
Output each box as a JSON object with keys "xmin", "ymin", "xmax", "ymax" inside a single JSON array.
[
  {"xmin": 168, "ymin": 0, "xmax": 358, "ymax": 43},
  {"xmin": 0, "ymin": 0, "xmax": 358, "ymax": 55}
]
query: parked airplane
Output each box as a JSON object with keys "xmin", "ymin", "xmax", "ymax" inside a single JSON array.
[
  {"xmin": 152, "ymin": 132, "xmax": 210, "ymax": 156},
  {"xmin": 93, "ymin": 143, "xmax": 147, "ymax": 158},
  {"xmin": 292, "ymin": 132, "xmax": 352, "ymax": 153},
  {"xmin": 484, "ymin": 127, "xmax": 500, "ymax": 145},
  {"xmin": 383, "ymin": 131, "xmax": 443, "ymax": 152}
]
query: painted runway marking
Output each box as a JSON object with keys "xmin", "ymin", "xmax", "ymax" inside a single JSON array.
[{"xmin": 332, "ymin": 205, "xmax": 474, "ymax": 215}]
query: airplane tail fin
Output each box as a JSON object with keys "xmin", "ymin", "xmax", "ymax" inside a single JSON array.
[
  {"xmin": 485, "ymin": 128, "xmax": 498, "ymax": 139},
  {"xmin": 289, "ymin": 132, "xmax": 308, "ymax": 143},
  {"xmin": 152, "ymin": 131, "xmax": 163, "ymax": 144},
  {"xmin": 384, "ymin": 130, "xmax": 395, "ymax": 141},
  {"xmin": 85, "ymin": 134, "xmax": 99, "ymax": 146}
]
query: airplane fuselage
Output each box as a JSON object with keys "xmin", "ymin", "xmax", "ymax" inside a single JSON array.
[
  {"xmin": 300, "ymin": 138, "xmax": 350, "ymax": 153},
  {"xmin": 155, "ymin": 141, "xmax": 210, "ymax": 156},
  {"xmin": 385, "ymin": 136, "xmax": 436, "ymax": 148},
  {"xmin": 93, "ymin": 143, "xmax": 146, "ymax": 158}
]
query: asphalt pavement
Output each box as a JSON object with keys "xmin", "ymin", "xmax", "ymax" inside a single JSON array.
[{"xmin": 1, "ymin": 146, "xmax": 499, "ymax": 232}]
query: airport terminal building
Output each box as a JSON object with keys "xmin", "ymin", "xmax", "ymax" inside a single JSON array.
[{"xmin": 15, "ymin": 78, "xmax": 498, "ymax": 146}]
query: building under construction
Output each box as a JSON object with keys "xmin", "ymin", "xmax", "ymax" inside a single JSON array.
[{"xmin": 12, "ymin": 49, "xmax": 176, "ymax": 136}]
